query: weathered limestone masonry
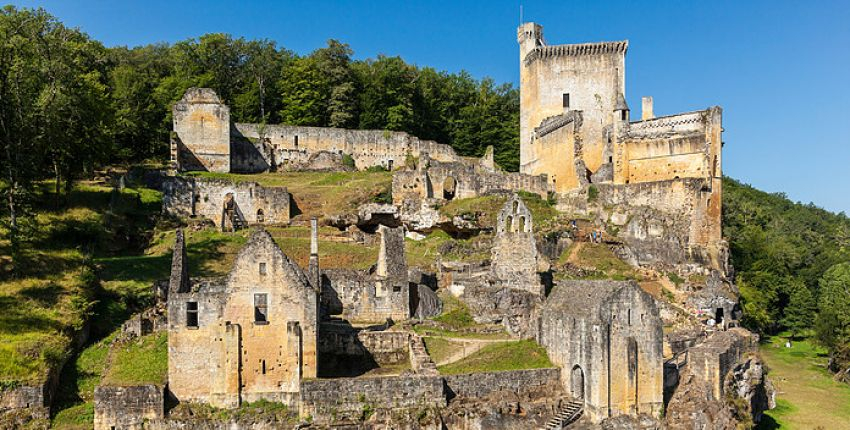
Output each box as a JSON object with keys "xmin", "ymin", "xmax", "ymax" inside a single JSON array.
[
  {"xmin": 561, "ymin": 179, "xmax": 728, "ymax": 271},
  {"xmin": 517, "ymin": 22, "xmax": 724, "ymax": 269},
  {"xmin": 162, "ymin": 176, "xmax": 290, "ymax": 229},
  {"xmin": 172, "ymin": 88, "xmax": 231, "ymax": 173},
  {"xmin": 320, "ymin": 225, "xmax": 415, "ymax": 322},
  {"xmin": 173, "ymin": 87, "xmax": 459, "ymax": 173},
  {"xmin": 167, "ymin": 229, "xmax": 318, "ymax": 409},
  {"xmin": 299, "ymin": 375, "xmax": 445, "ymax": 423},
  {"xmin": 393, "ymin": 150, "xmax": 551, "ymax": 207},
  {"xmin": 317, "ymin": 323, "xmax": 410, "ymax": 368},
  {"xmin": 491, "ymin": 194, "xmax": 543, "ymax": 296},
  {"xmin": 443, "ymin": 368, "xmax": 562, "ymax": 401},
  {"xmin": 539, "ymin": 280, "xmax": 664, "ymax": 422},
  {"xmin": 93, "ymin": 385, "xmax": 164, "ymax": 430}
]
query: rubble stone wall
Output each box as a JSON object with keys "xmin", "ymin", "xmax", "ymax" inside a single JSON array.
[
  {"xmin": 162, "ymin": 177, "xmax": 290, "ymax": 228},
  {"xmin": 93, "ymin": 385, "xmax": 164, "ymax": 430},
  {"xmin": 173, "ymin": 88, "xmax": 231, "ymax": 173},
  {"xmin": 299, "ymin": 375, "xmax": 445, "ymax": 422},
  {"xmin": 444, "ymin": 368, "xmax": 562, "ymax": 401}
]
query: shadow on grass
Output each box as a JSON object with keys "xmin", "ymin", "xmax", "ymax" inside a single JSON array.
[
  {"xmin": 755, "ymin": 415, "xmax": 780, "ymax": 430},
  {"xmin": 0, "ymin": 295, "xmax": 65, "ymax": 335}
]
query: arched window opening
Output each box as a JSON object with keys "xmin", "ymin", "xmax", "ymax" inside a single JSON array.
[
  {"xmin": 518, "ymin": 216, "xmax": 526, "ymax": 232},
  {"xmin": 571, "ymin": 365, "xmax": 585, "ymax": 400},
  {"xmin": 443, "ymin": 177, "xmax": 457, "ymax": 200}
]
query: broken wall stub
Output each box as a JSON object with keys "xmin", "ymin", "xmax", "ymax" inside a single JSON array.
[
  {"xmin": 172, "ymin": 88, "xmax": 230, "ymax": 173},
  {"xmin": 491, "ymin": 194, "xmax": 543, "ymax": 296}
]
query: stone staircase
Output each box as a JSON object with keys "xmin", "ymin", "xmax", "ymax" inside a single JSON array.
[
  {"xmin": 542, "ymin": 400, "xmax": 583, "ymax": 430},
  {"xmin": 409, "ymin": 334, "xmax": 438, "ymax": 375}
]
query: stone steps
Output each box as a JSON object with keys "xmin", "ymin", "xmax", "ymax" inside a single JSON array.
[
  {"xmin": 409, "ymin": 334, "xmax": 439, "ymax": 375},
  {"xmin": 542, "ymin": 400, "xmax": 583, "ymax": 430}
]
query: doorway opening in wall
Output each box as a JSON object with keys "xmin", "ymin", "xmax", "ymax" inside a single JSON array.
[
  {"xmin": 294, "ymin": 135, "xmax": 299, "ymax": 149},
  {"xmin": 715, "ymin": 308, "xmax": 724, "ymax": 325},
  {"xmin": 571, "ymin": 365, "xmax": 585, "ymax": 400},
  {"xmin": 387, "ymin": 160, "xmax": 393, "ymax": 171},
  {"xmin": 443, "ymin": 177, "xmax": 457, "ymax": 200}
]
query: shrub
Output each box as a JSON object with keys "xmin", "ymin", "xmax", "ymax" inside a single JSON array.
[
  {"xmin": 587, "ymin": 185, "xmax": 599, "ymax": 202},
  {"xmin": 341, "ymin": 154, "xmax": 356, "ymax": 169}
]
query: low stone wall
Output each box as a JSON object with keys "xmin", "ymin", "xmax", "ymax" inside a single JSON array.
[
  {"xmin": 162, "ymin": 176, "xmax": 290, "ymax": 228},
  {"xmin": 93, "ymin": 385, "xmax": 165, "ymax": 430},
  {"xmin": 443, "ymin": 368, "xmax": 561, "ymax": 401},
  {"xmin": 318, "ymin": 324, "xmax": 410, "ymax": 365},
  {"xmin": 300, "ymin": 375, "xmax": 445, "ymax": 423}
]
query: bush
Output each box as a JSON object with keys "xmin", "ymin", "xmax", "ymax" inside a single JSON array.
[
  {"xmin": 587, "ymin": 185, "xmax": 599, "ymax": 202},
  {"xmin": 341, "ymin": 154, "xmax": 356, "ymax": 169}
]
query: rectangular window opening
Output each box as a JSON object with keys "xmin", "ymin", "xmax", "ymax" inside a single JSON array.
[
  {"xmin": 186, "ymin": 302, "xmax": 199, "ymax": 328},
  {"xmin": 562, "ymin": 93, "xmax": 570, "ymax": 108},
  {"xmin": 254, "ymin": 293, "xmax": 269, "ymax": 324},
  {"xmin": 259, "ymin": 262, "xmax": 267, "ymax": 275}
]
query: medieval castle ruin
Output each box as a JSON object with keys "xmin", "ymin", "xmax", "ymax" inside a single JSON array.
[{"xmin": 79, "ymin": 22, "xmax": 774, "ymax": 430}]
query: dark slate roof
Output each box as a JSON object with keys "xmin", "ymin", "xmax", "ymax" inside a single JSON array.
[{"xmin": 615, "ymin": 93, "xmax": 630, "ymax": 112}]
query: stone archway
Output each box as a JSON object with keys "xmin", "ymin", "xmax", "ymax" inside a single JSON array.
[
  {"xmin": 571, "ymin": 365, "xmax": 585, "ymax": 400},
  {"xmin": 443, "ymin": 177, "xmax": 457, "ymax": 200}
]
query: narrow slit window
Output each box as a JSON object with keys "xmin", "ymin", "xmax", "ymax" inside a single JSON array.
[
  {"xmin": 254, "ymin": 293, "xmax": 268, "ymax": 323},
  {"xmin": 563, "ymin": 93, "xmax": 570, "ymax": 108},
  {"xmin": 186, "ymin": 302, "xmax": 199, "ymax": 328}
]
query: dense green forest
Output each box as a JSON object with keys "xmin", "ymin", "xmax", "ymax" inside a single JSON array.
[
  {"xmin": 1, "ymin": 6, "xmax": 849, "ymax": 378},
  {"xmin": 724, "ymin": 178, "xmax": 850, "ymax": 376}
]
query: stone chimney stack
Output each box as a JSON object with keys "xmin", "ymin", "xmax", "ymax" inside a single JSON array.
[
  {"xmin": 308, "ymin": 217, "xmax": 320, "ymax": 291},
  {"xmin": 642, "ymin": 96, "xmax": 654, "ymax": 120}
]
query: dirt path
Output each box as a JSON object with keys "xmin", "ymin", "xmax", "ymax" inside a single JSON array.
[
  {"xmin": 565, "ymin": 241, "xmax": 585, "ymax": 265},
  {"xmin": 435, "ymin": 338, "xmax": 506, "ymax": 366}
]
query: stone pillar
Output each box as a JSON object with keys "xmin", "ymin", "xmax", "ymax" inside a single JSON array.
[{"xmin": 308, "ymin": 217, "xmax": 320, "ymax": 292}]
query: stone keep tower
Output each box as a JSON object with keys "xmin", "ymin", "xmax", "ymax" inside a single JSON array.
[
  {"xmin": 172, "ymin": 87, "xmax": 231, "ymax": 173},
  {"xmin": 517, "ymin": 22, "xmax": 627, "ymax": 192}
]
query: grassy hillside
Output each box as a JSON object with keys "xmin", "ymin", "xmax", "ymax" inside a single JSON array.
[{"xmin": 723, "ymin": 177, "xmax": 850, "ymax": 333}]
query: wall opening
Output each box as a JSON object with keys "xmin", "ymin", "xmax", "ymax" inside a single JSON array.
[
  {"xmin": 571, "ymin": 365, "xmax": 585, "ymax": 400},
  {"xmin": 506, "ymin": 215, "xmax": 513, "ymax": 233},
  {"xmin": 254, "ymin": 293, "xmax": 269, "ymax": 324},
  {"xmin": 563, "ymin": 93, "xmax": 570, "ymax": 108},
  {"xmin": 715, "ymin": 307, "xmax": 724, "ymax": 325},
  {"xmin": 518, "ymin": 216, "xmax": 526, "ymax": 232},
  {"xmin": 256, "ymin": 209, "xmax": 264, "ymax": 224},
  {"xmin": 261, "ymin": 359, "xmax": 266, "ymax": 375},
  {"xmin": 387, "ymin": 159, "xmax": 393, "ymax": 171},
  {"xmin": 443, "ymin": 177, "xmax": 457, "ymax": 200},
  {"xmin": 259, "ymin": 262, "xmax": 267, "ymax": 275},
  {"xmin": 294, "ymin": 135, "xmax": 299, "ymax": 148},
  {"xmin": 186, "ymin": 302, "xmax": 198, "ymax": 328},
  {"xmin": 628, "ymin": 337, "xmax": 639, "ymax": 412}
]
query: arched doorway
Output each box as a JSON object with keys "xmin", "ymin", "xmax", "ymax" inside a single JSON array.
[
  {"xmin": 571, "ymin": 365, "xmax": 585, "ymax": 400},
  {"xmin": 256, "ymin": 209, "xmax": 264, "ymax": 224},
  {"xmin": 442, "ymin": 177, "xmax": 457, "ymax": 200}
]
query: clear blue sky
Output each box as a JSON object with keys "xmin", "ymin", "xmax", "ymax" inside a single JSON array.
[{"xmin": 10, "ymin": 0, "xmax": 850, "ymax": 214}]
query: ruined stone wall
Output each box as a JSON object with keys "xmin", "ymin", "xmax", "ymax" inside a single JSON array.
[
  {"xmin": 559, "ymin": 178, "xmax": 725, "ymax": 270},
  {"xmin": 518, "ymin": 23, "xmax": 626, "ymax": 177},
  {"xmin": 491, "ymin": 195, "xmax": 543, "ymax": 296},
  {"xmin": 167, "ymin": 231, "xmax": 318, "ymax": 408},
  {"xmin": 93, "ymin": 385, "xmax": 164, "ymax": 430},
  {"xmin": 392, "ymin": 159, "xmax": 550, "ymax": 206},
  {"xmin": 321, "ymin": 270, "xmax": 411, "ymax": 322},
  {"xmin": 232, "ymin": 122, "xmax": 459, "ymax": 172},
  {"xmin": 318, "ymin": 324, "xmax": 410, "ymax": 365},
  {"xmin": 540, "ymin": 281, "xmax": 663, "ymax": 422},
  {"xmin": 526, "ymin": 112, "xmax": 582, "ymax": 193},
  {"xmin": 162, "ymin": 177, "xmax": 290, "ymax": 228},
  {"xmin": 299, "ymin": 375, "xmax": 445, "ymax": 423},
  {"xmin": 619, "ymin": 109, "xmax": 722, "ymax": 188},
  {"xmin": 172, "ymin": 88, "xmax": 230, "ymax": 173},
  {"xmin": 443, "ymin": 368, "xmax": 562, "ymax": 401},
  {"xmin": 689, "ymin": 329, "xmax": 758, "ymax": 401}
]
